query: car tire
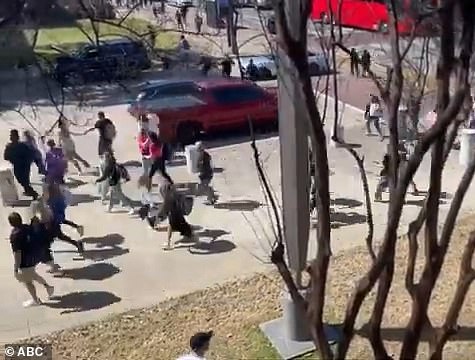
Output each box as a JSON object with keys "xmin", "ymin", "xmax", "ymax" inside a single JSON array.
[{"xmin": 177, "ymin": 122, "xmax": 201, "ymax": 146}]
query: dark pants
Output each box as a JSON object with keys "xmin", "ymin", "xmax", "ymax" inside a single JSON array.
[
  {"xmin": 13, "ymin": 164, "xmax": 37, "ymax": 198},
  {"xmin": 350, "ymin": 61, "xmax": 359, "ymax": 76},
  {"xmin": 51, "ymin": 223, "xmax": 79, "ymax": 249},
  {"xmin": 150, "ymin": 157, "xmax": 174, "ymax": 184}
]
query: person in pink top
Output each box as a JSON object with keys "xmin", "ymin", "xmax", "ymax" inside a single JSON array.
[{"xmin": 138, "ymin": 128, "xmax": 152, "ymax": 177}]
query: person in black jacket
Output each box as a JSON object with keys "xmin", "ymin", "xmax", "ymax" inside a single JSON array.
[
  {"xmin": 4, "ymin": 129, "xmax": 38, "ymax": 199},
  {"xmin": 196, "ymin": 142, "xmax": 216, "ymax": 205},
  {"xmin": 95, "ymin": 151, "xmax": 134, "ymax": 214}
]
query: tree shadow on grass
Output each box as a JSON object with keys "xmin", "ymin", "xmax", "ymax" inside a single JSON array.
[{"xmin": 46, "ymin": 291, "xmax": 121, "ymax": 314}]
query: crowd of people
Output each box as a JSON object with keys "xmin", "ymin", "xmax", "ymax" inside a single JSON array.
[{"xmin": 5, "ymin": 110, "xmax": 218, "ymax": 306}]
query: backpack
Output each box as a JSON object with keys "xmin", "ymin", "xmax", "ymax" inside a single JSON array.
[
  {"xmin": 104, "ymin": 122, "xmax": 117, "ymax": 141},
  {"xmin": 179, "ymin": 194, "xmax": 193, "ymax": 216},
  {"xmin": 116, "ymin": 164, "xmax": 130, "ymax": 182}
]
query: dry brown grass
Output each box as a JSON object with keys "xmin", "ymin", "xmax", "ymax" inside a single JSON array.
[{"xmin": 28, "ymin": 215, "xmax": 475, "ymax": 359}]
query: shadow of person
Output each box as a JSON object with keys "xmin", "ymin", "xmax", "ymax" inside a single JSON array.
[
  {"xmin": 121, "ymin": 160, "xmax": 142, "ymax": 168},
  {"xmin": 55, "ymin": 262, "xmax": 121, "ymax": 281},
  {"xmin": 81, "ymin": 233, "xmax": 125, "ymax": 248},
  {"xmin": 82, "ymin": 247, "xmax": 129, "ymax": 262},
  {"xmin": 331, "ymin": 198, "xmax": 363, "ymax": 208},
  {"xmin": 213, "ymin": 200, "xmax": 261, "ymax": 211},
  {"xmin": 68, "ymin": 193, "xmax": 100, "ymax": 206},
  {"xmin": 46, "ymin": 291, "xmax": 121, "ymax": 314},
  {"xmin": 189, "ymin": 239, "xmax": 236, "ymax": 255},
  {"xmin": 212, "ymin": 167, "xmax": 224, "ymax": 174},
  {"xmin": 195, "ymin": 228, "xmax": 230, "ymax": 241},
  {"xmin": 64, "ymin": 178, "xmax": 88, "ymax": 189}
]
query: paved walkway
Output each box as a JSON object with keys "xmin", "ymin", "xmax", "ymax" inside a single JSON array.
[{"xmin": 1, "ymin": 94, "xmax": 474, "ymax": 344}]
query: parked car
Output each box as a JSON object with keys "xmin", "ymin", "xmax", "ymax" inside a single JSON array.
[
  {"xmin": 129, "ymin": 78, "xmax": 278, "ymax": 145},
  {"xmin": 53, "ymin": 38, "xmax": 151, "ymax": 85},
  {"xmin": 128, "ymin": 79, "xmax": 201, "ymax": 118},
  {"xmin": 239, "ymin": 51, "xmax": 330, "ymax": 80}
]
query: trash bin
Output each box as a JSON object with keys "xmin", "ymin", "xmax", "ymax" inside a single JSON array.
[
  {"xmin": 0, "ymin": 168, "xmax": 19, "ymax": 206},
  {"xmin": 185, "ymin": 144, "xmax": 199, "ymax": 174},
  {"xmin": 459, "ymin": 128, "xmax": 475, "ymax": 166}
]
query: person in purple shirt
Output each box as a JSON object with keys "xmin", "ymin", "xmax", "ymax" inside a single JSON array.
[{"xmin": 44, "ymin": 139, "xmax": 67, "ymax": 184}]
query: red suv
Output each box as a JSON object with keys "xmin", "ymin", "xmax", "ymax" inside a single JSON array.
[{"xmin": 130, "ymin": 78, "xmax": 278, "ymax": 144}]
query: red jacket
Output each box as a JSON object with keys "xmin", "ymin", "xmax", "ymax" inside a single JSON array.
[{"xmin": 138, "ymin": 133, "xmax": 150, "ymax": 156}]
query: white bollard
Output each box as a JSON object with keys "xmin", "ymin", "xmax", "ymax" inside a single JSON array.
[
  {"xmin": 184, "ymin": 144, "xmax": 199, "ymax": 174},
  {"xmin": 459, "ymin": 129, "xmax": 475, "ymax": 166},
  {"xmin": 0, "ymin": 168, "xmax": 19, "ymax": 206}
]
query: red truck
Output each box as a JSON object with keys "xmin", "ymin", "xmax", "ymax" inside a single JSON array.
[{"xmin": 128, "ymin": 78, "xmax": 278, "ymax": 144}]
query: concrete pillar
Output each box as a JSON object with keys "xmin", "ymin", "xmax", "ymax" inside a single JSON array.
[
  {"xmin": 459, "ymin": 128, "xmax": 475, "ymax": 166},
  {"xmin": 277, "ymin": 1, "xmax": 310, "ymax": 276}
]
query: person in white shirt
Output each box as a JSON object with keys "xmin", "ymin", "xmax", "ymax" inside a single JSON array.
[
  {"xmin": 177, "ymin": 331, "xmax": 213, "ymax": 360},
  {"xmin": 367, "ymin": 95, "xmax": 384, "ymax": 141}
]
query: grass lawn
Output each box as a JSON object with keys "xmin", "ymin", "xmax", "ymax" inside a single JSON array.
[
  {"xmin": 0, "ymin": 18, "xmax": 178, "ymax": 68},
  {"xmin": 24, "ymin": 214, "xmax": 475, "ymax": 359}
]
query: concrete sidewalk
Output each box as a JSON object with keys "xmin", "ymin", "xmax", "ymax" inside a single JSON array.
[{"xmin": 1, "ymin": 93, "xmax": 474, "ymax": 344}]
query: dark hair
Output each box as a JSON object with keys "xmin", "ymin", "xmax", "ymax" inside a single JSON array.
[
  {"xmin": 190, "ymin": 331, "xmax": 213, "ymax": 351},
  {"xmin": 98, "ymin": 111, "xmax": 105, "ymax": 117},
  {"xmin": 10, "ymin": 129, "xmax": 19, "ymax": 137},
  {"xmin": 46, "ymin": 139, "xmax": 55, "ymax": 147},
  {"xmin": 8, "ymin": 212, "xmax": 22, "ymax": 227},
  {"xmin": 148, "ymin": 131, "xmax": 160, "ymax": 145}
]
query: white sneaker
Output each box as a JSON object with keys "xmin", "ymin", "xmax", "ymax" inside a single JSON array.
[
  {"xmin": 128, "ymin": 208, "xmax": 135, "ymax": 215},
  {"xmin": 46, "ymin": 285, "xmax": 54, "ymax": 299},
  {"xmin": 23, "ymin": 299, "xmax": 41, "ymax": 308}
]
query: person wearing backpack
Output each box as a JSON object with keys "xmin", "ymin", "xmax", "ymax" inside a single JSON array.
[
  {"xmin": 196, "ymin": 142, "xmax": 217, "ymax": 205},
  {"xmin": 84, "ymin": 111, "xmax": 117, "ymax": 202},
  {"xmin": 156, "ymin": 182, "xmax": 194, "ymax": 251},
  {"xmin": 95, "ymin": 151, "xmax": 134, "ymax": 215}
]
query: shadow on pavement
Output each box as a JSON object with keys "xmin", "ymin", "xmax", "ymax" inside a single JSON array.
[
  {"xmin": 64, "ymin": 178, "xmax": 88, "ymax": 189},
  {"xmin": 214, "ymin": 200, "xmax": 262, "ymax": 211},
  {"xmin": 81, "ymin": 233, "xmax": 125, "ymax": 247},
  {"xmin": 68, "ymin": 193, "xmax": 100, "ymax": 206},
  {"xmin": 122, "ymin": 160, "xmax": 142, "ymax": 168},
  {"xmin": 189, "ymin": 239, "xmax": 236, "ymax": 255},
  {"xmin": 55, "ymin": 262, "xmax": 120, "ymax": 281},
  {"xmin": 46, "ymin": 291, "xmax": 121, "ymax": 314},
  {"xmin": 331, "ymin": 197, "xmax": 363, "ymax": 208}
]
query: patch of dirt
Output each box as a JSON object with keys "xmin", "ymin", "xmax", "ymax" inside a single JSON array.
[{"xmin": 27, "ymin": 216, "xmax": 475, "ymax": 359}]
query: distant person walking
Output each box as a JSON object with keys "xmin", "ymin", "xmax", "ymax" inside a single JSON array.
[
  {"xmin": 176, "ymin": 9, "xmax": 184, "ymax": 31},
  {"xmin": 84, "ymin": 111, "xmax": 117, "ymax": 202},
  {"xmin": 350, "ymin": 48, "xmax": 359, "ymax": 77},
  {"xmin": 181, "ymin": 5, "xmax": 189, "ymax": 28},
  {"xmin": 148, "ymin": 131, "xmax": 174, "ymax": 189},
  {"xmin": 194, "ymin": 13, "xmax": 203, "ymax": 34},
  {"xmin": 46, "ymin": 183, "xmax": 84, "ymax": 253},
  {"xmin": 221, "ymin": 55, "xmax": 234, "ymax": 77},
  {"xmin": 55, "ymin": 116, "xmax": 90, "ymax": 175},
  {"xmin": 44, "ymin": 139, "xmax": 67, "ymax": 185},
  {"xmin": 365, "ymin": 95, "xmax": 384, "ymax": 140},
  {"xmin": 22, "ymin": 130, "xmax": 45, "ymax": 175},
  {"xmin": 158, "ymin": 182, "xmax": 193, "ymax": 250},
  {"xmin": 95, "ymin": 151, "xmax": 135, "ymax": 214},
  {"xmin": 177, "ymin": 331, "xmax": 214, "ymax": 360},
  {"xmin": 4, "ymin": 129, "xmax": 38, "ymax": 199},
  {"xmin": 9, "ymin": 212, "xmax": 54, "ymax": 307},
  {"xmin": 196, "ymin": 142, "xmax": 217, "ymax": 205},
  {"xmin": 361, "ymin": 49, "xmax": 371, "ymax": 77}
]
